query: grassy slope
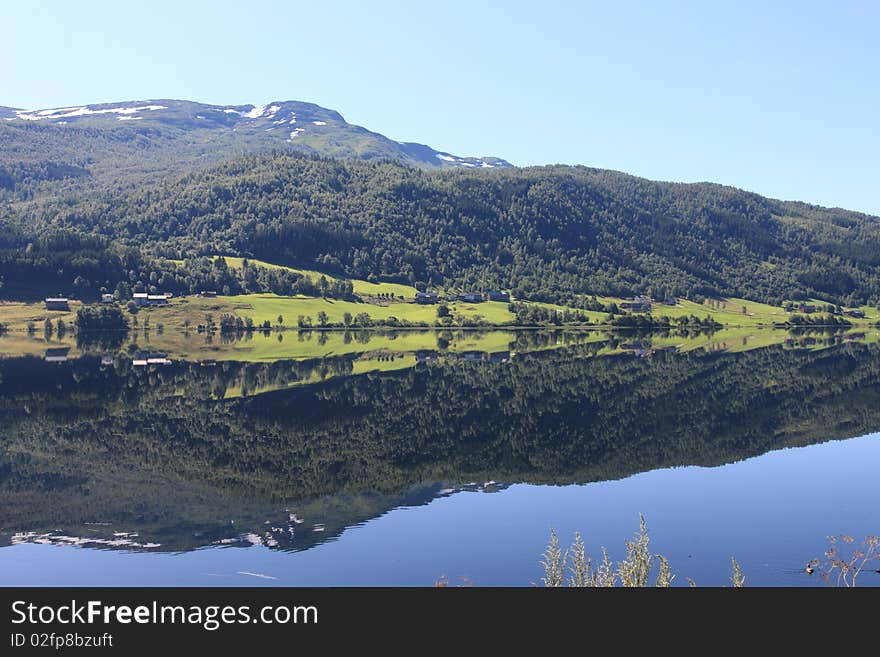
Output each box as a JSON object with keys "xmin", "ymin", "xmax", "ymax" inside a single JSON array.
[
  {"xmin": 2, "ymin": 290, "xmax": 875, "ymax": 335},
  {"xmin": 170, "ymin": 256, "xmax": 420, "ymax": 299},
  {"xmin": 853, "ymin": 305, "xmax": 880, "ymax": 321},
  {"xmin": 0, "ymin": 300, "xmax": 81, "ymax": 328},
  {"xmin": 1, "ymin": 253, "xmax": 876, "ymax": 334},
  {"xmin": 192, "ymin": 256, "xmax": 878, "ymax": 325},
  {"xmin": 137, "ymin": 293, "xmax": 516, "ymax": 328},
  {"xmin": 651, "ymin": 297, "xmax": 786, "ymax": 326}
]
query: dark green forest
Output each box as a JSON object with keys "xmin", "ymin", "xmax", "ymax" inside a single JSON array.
[
  {"xmin": 2, "ymin": 338, "xmax": 879, "ymax": 551},
  {"xmin": 3, "ymin": 151, "xmax": 880, "ymax": 306}
]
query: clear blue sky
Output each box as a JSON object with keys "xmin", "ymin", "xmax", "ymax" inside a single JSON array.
[{"xmin": 4, "ymin": 1, "xmax": 878, "ymax": 215}]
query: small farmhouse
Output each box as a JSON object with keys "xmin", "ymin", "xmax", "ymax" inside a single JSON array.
[
  {"xmin": 415, "ymin": 291, "xmax": 439, "ymax": 304},
  {"xmin": 620, "ymin": 296, "xmax": 652, "ymax": 312},
  {"xmin": 44, "ymin": 298, "xmax": 70, "ymax": 311},
  {"xmin": 621, "ymin": 342, "xmax": 650, "ymax": 356},
  {"xmin": 457, "ymin": 292, "xmax": 483, "ymax": 303},
  {"xmin": 486, "ymin": 351, "xmax": 511, "ymax": 363},
  {"xmin": 132, "ymin": 351, "xmax": 171, "ymax": 366},
  {"xmin": 134, "ymin": 293, "xmax": 169, "ymax": 306},
  {"xmin": 486, "ymin": 291, "xmax": 510, "ymax": 302},
  {"xmin": 101, "ymin": 294, "xmax": 115, "ymax": 303},
  {"xmin": 44, "ymin": 347, "xmax": 70, "ymax": 362}
]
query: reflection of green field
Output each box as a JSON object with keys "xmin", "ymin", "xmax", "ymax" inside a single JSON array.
[
  {"xmin": 642, "ymin": 326, "xmax": 786, "ymax": 353},
  {"xmin": 0, "ymin": 332, "xmax": 81, "ymax": 358},
  {"xmin": 2, "ymin": 326, "xmax": 878, "ymax": 365},
  {"xmin": 0, "ymin": 329, "xmax": 522, "ymax": 361},
  {"xmin": 645, "ymin": 326, "xmax": 880, "ymax": 355},
  {"xmin": 221, "ymin": 353, "xmax": 420, "ymax": 398},
  {"xmin": 168, "ymin": 329, "xmax": 520, "ymax": 362}
]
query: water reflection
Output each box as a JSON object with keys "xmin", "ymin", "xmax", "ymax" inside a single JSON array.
[{"xmin": 1, "ymin": 328, "xmax": 879, "ymax": 559}]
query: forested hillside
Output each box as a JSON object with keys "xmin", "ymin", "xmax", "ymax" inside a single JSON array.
[{"xmin": 4, "ymin": 152, "xmax": 879, "ymax": 306}]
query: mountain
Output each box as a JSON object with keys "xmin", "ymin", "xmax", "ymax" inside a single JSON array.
[
  {"xmin": 1, "ymin": 99, "xmax": 879, "ymax": 307},
  {"xmin": 4, "ymin": 151, "xmax": 878, "ymax": 306},
  {"xmin": 0, "ymin": 98, "xmax": 511, "ymax": 193}
]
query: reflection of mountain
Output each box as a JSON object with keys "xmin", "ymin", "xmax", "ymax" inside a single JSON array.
[
  {"xmin": 2, "ymin": 337, "xmax": 879, "ymax": 553},
  {"xmin": 2, "ymin": 481, "xmax": 509, "ymax": 554}
]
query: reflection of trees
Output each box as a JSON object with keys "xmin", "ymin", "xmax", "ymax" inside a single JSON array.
[
  {"xmin": 76, "ymin": 330, "xmax": 126, "ymax": 351},
  {"xmin": 2, "ymin": 340, "xmax": 880, "ymax": 551}
]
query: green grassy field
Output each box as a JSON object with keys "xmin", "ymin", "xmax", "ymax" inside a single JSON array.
[
  {"xmin": 2, "ymin": 292, "xmax": 875, "ymax": 337},
  {"xmin": 4, "ymin": 246, "xmax": 879, "ymax": 340},
  {"xmin": 169, "ymin": 256, "xmax": 420, "ymax": 299},
  {"xmin": 852, "ymin": 305, "xmax": 880, "ymax": 321},
  {"xmin": 528, "ymin": 300, "xmax": 614, "ymax": 324},
  {"xmin": 649, "ymin": 297, "xmax": 787, "ymax": 326},
  {"xmin": 792, "ymin": 299, "xmax": 880, "ymax": 322},
  {"xmin": 139, "ymin": 293, "xmax": 518, "ymax": 329},
  {"xmin": 157, "ymin": 255, "xmax": 880, "ymax": 328},
  {"xmin": 0, "ymin": 300, "xmax": 81, "ymax": 330}
]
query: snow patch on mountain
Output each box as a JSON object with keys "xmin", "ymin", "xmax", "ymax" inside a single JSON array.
[
  {"xmin": 0, "ymin": 98, "xmax": 513, "ymax": 169},
  {"xmin": 14, "ymin": 105, "xmax": 166, "ymax": 121},
  {"xmin": 435, "ymin": 152, "xmax": 500, "ymax": 168}
]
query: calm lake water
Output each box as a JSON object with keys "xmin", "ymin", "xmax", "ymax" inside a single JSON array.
[{"xmin": 1, "ymin": 329, "xmax": 878, "ymax": 586}]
